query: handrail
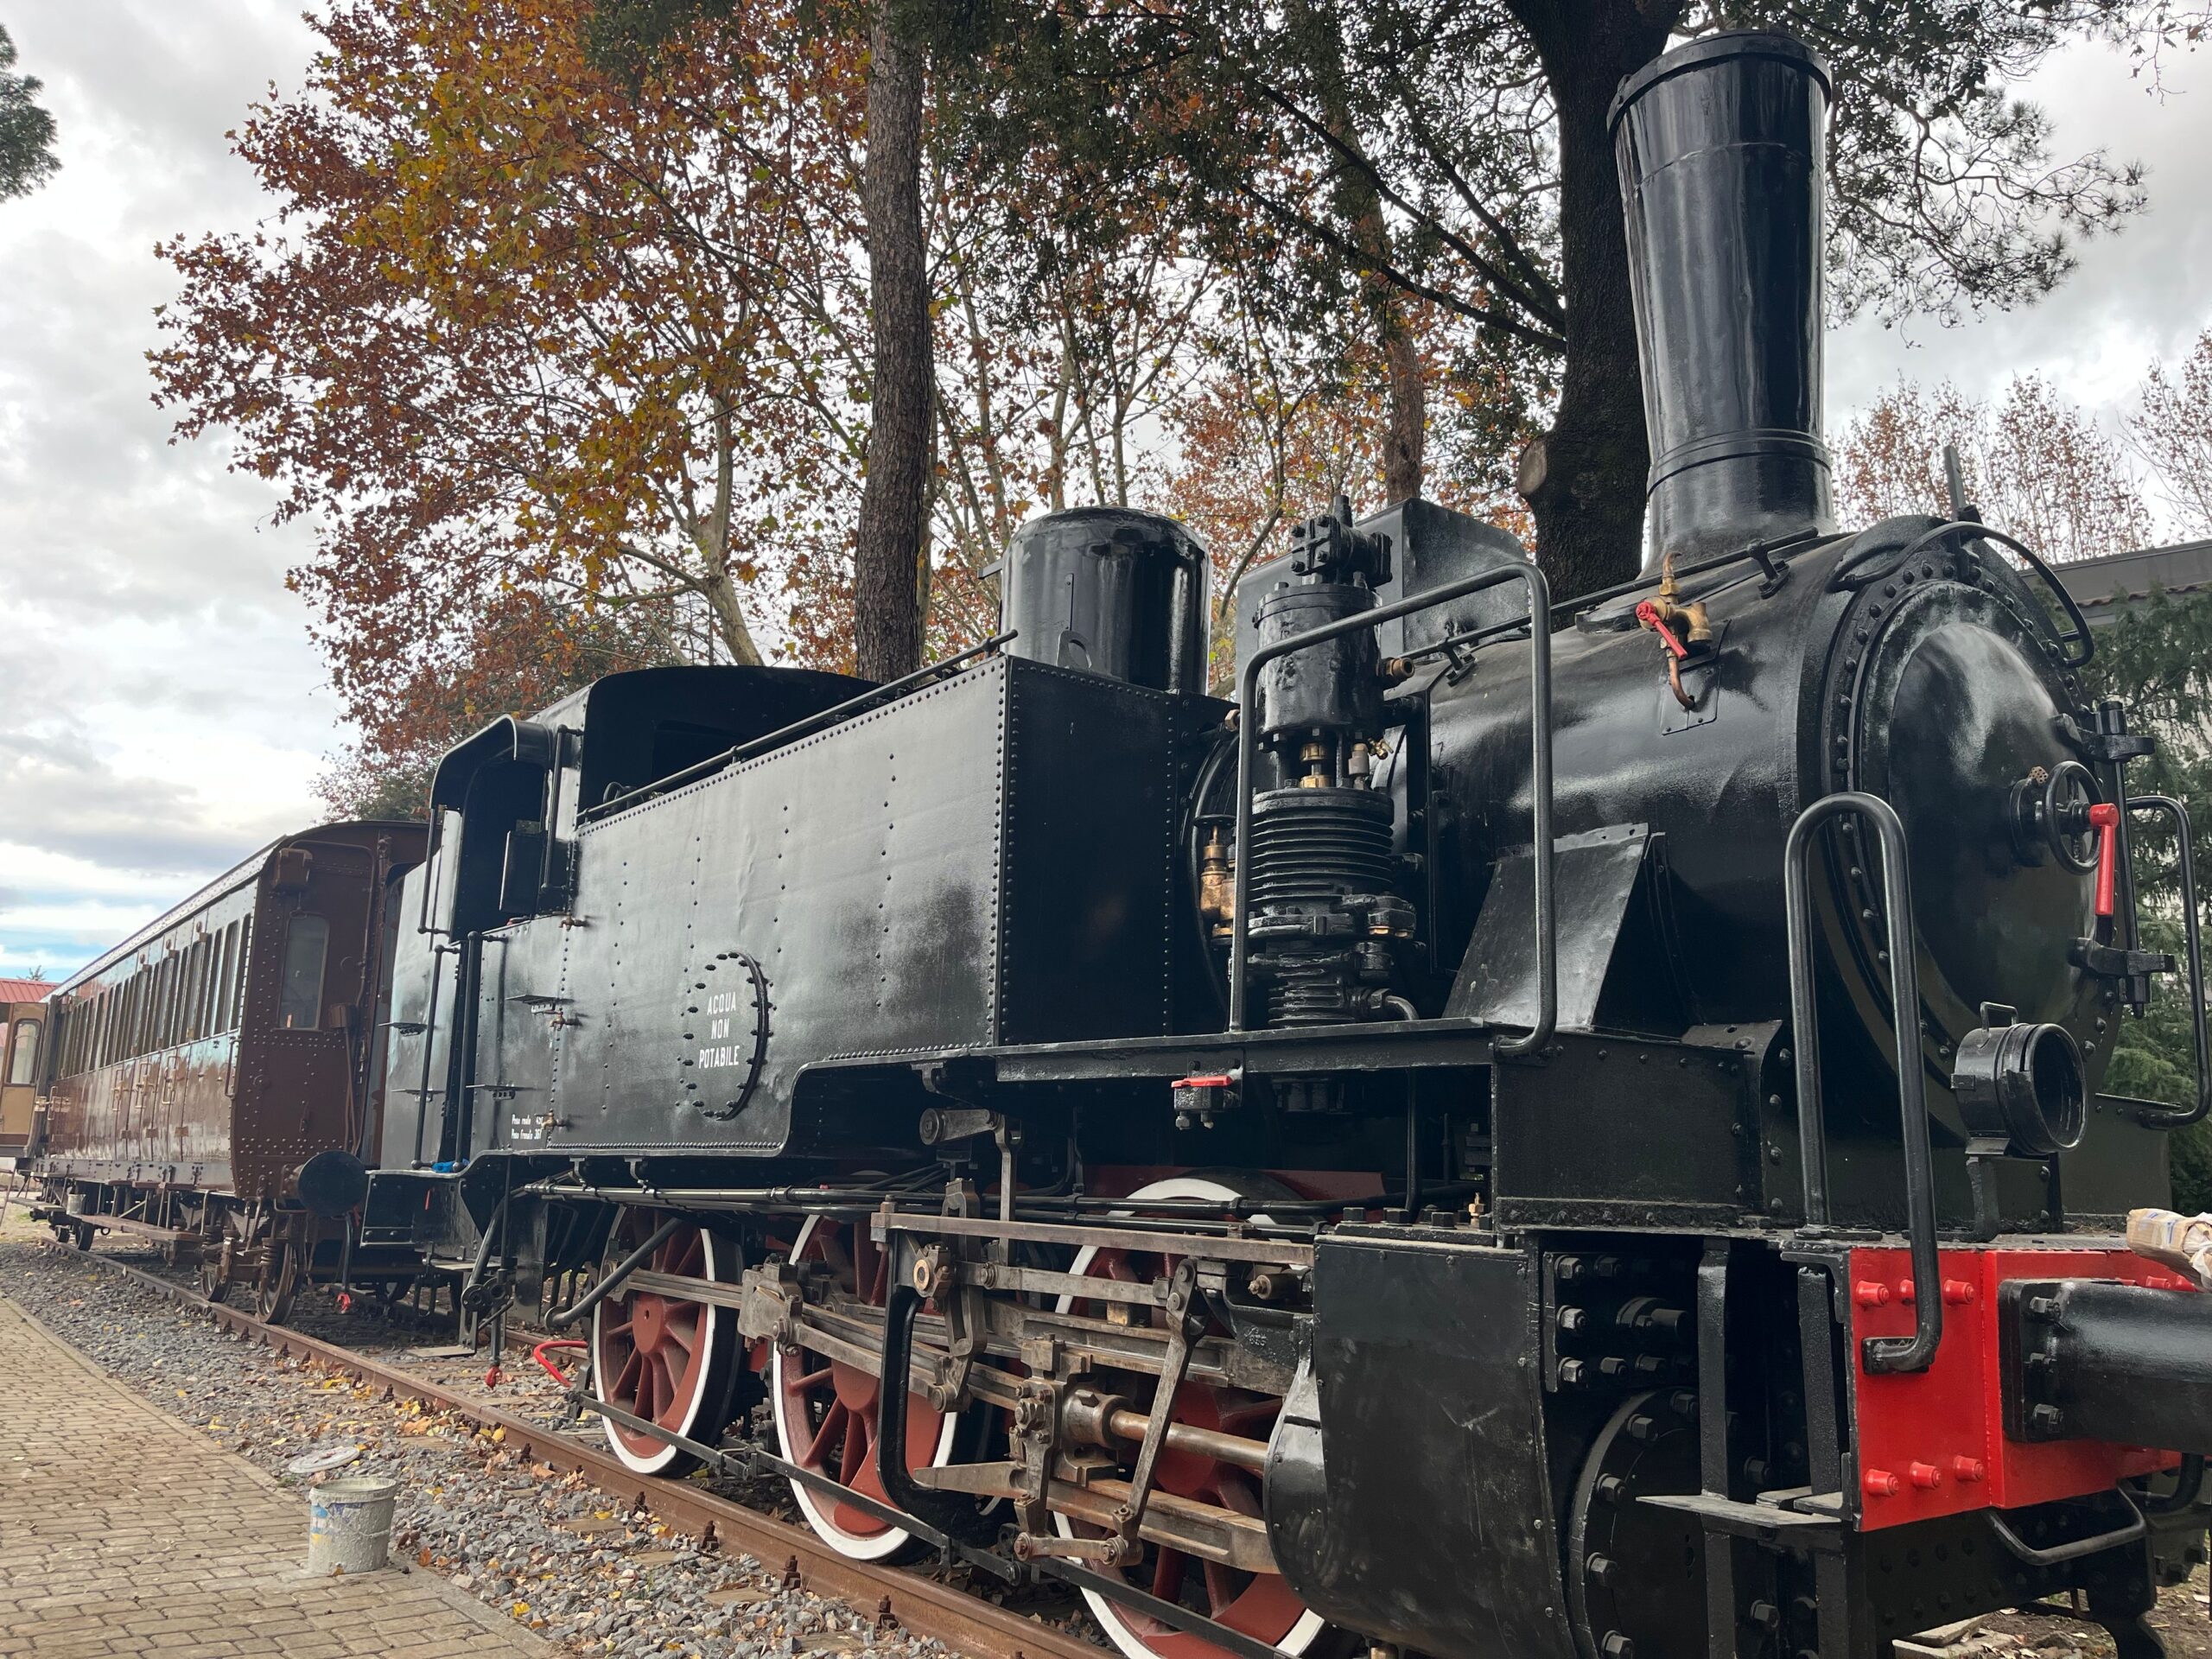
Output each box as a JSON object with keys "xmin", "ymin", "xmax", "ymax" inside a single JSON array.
[
  {"xmin": 2127, "ymin": 795, "xmax": 2210, "ymax": 1129},
  {"xmin": 1228, "ymin": 563, "xmax": 1554, "ymax": 1052},
  {"xmin": 1829, "ymin": 518, "xmax": 2093, "ymax": 669},
  {"xmin": 582, "ymin": 631, "xmax": 1016, "ymax": 822},
  {"xmin": 1987, "ymin": 1490, "xmax": 2145, "ymax": 1567},
  {"xmin": 1783, "ymin": 791, "xmax": 1941, "ymax": 1374}
]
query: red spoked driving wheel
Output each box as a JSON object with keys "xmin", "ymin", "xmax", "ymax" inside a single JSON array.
[
  {"xmin": 1055, "ymin": 1177, "xmax": 1332, "ymax": 1659},
  {"xmin": 592, "ymin": 1211, "xmax": 744, "ymax": 1476},
  {"xmin": 770, "ymin": 1213, "xmax": 962, "ymax": 1560}
]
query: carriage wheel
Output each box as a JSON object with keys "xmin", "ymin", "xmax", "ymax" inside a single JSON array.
[
  {"xmin": 1053, "ymin": 1176, "xmax": 1333, "ymax": 1659},
  {"xmin": 254, "ymin": 1236, "xmax": 298, "ymax": 1324},
  {"xmin": 770, "ymin": 1213, "xmax": 963, "ymax": 1561},
  {"xmin": 196, "ymin": 1244, "xmax": 230, "ymax": 1305},
  {"xmin": 591, "ymin": 1211, "xmax": 745, "ymax": 1476}
]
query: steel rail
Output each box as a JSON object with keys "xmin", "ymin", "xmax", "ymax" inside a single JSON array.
[{"xmin": 88, "ymin": 1256, "xmax": 1105, "ymax": 1659}]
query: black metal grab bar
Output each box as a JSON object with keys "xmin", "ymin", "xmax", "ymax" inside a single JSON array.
[
  {"xmin": 1228, "ymin": 563, "xmax": 1554, "ymax": 1052},
  {"xmin": 2128, "ymin": 794, "xmax": 2210, "ymax": 1129},
  {"xmin": 1829, "ymin": 518, "xmax": 2094, "ymax": 669},
  {"xmin": 1783, "ymin": 790, "xmax": 1942, "ymax": 1374},
  {"xmin": 583, "ymin": 630, "xmax": 1017, "ymax": 822}
]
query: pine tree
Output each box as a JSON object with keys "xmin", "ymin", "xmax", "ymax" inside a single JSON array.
[
  {"xmin": 2086, "ymin": 588, "xmax": 2212, "ymax": 1211},
  {"xmin": 0, "ymin": 23, "xmax": 60, "ymax": 202}
]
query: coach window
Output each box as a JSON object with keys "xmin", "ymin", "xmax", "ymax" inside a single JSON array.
[
  {"xmin": 9, "ymin": 1020, "xmax": 39, "ymax": 1087},
  {"xmin": 279, "ymin": 915, "xmax": 328, "ymax": 1030},
  {"xmin": 191, "ymin": 938, "xmax": 213, "ymax": 1039},
  {"xmin": 215, "ymin": 924, "xmax": 238, "ymax": 1031},
  {"xmin": 233, "ymin": 918, "xmax": 253, "ymax": 1026}
]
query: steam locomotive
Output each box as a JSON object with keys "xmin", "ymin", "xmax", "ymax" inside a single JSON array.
[{"xmin": 364, "ymin": 33, "xmax": 2212, "ymax": 1659}]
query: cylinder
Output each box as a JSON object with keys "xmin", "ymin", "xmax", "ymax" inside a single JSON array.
[
  {"xmin": 1252, "ymin": 581, "xmax": 1383, "ymax": 748},
  {"xmin": 305, "ymin": 1476, "xmax": 398, "ymax": 1576},
  {"xmin": 998, "ymin": 507, "xmax": 1208, "ymax": 693},
  {"xmin": 1611, "ymin": 32, "xmax": 1835, "ymax": 569},
  {"xmin": 1248, "ymin": 789, "xmax": 1395, "ymax": 913}
]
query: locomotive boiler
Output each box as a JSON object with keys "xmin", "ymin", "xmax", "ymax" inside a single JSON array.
[{"xmin": 369, "ymin": 32, "xmax": 2212, "ymax": 1659}]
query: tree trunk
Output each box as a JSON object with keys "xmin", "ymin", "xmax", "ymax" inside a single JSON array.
[
  {"xmin": 1295, "ymin": 0, "xmax": 1426, "ymax": 505},
  {"xmin": 853, "ymin": 4, "xmax": 930, "ymax": 682},
  {"xmin": 1380, "ymin": 319, "xmax": 1425, "ymax": 504},
  {"xmin": 701, "ymin": 568, "xmax": 765, "ymax": 666},
  {"xmin": 1511, "ymin": 0, "xmax": 1678, "ymax": 602}
]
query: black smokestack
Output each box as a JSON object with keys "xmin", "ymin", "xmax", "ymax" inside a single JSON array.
[{"xmin": 1610, "ymin": 32, "xmax": 1835, "ymax": 570}]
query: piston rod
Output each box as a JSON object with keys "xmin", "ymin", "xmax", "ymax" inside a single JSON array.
[{"xmin": 1104, "ymin": 1407, "xmax": 1268, "ymax": 1472}]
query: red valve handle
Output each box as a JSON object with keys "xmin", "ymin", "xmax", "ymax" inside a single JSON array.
[
  {"xmin": 2089, "ymin": 801, "xmax": 2120, "ymax": 918},
  {"xmin": 1636, "ymin": 601, "xmax": 1689, "ymax": 659}
]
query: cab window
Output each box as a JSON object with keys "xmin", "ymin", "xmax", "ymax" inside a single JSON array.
[{"xmin": 278, "ymin": 915, "xmax": 328, "ymax": 1031}]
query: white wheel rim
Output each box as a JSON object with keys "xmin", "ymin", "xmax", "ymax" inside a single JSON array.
[
  {"xmin": 1054, "ymin": 1177, "xmax": 1328, "ymax": 1659},
  {"xmin": 594, "ymin": 1224, "xmax": 728, "ymax": 1477},
  {"xmin": 771, "ymin": 1213, "xmax": 962, "ymax": 1560}
]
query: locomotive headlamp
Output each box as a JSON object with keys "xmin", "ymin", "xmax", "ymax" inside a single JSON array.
[{"xmin": 1951, "ymin": 1014, "xmax": 2087, "ymax": 1156}]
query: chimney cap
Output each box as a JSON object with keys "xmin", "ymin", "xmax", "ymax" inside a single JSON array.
[{"xmin": 1609, "ymin": 30, "xmax": 1832, "ymax": 135}]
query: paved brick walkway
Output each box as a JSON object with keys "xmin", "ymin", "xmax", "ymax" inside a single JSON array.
[{"xmin": 0, "ymin": 1294, "xmax": 550, "ymax": 1658}]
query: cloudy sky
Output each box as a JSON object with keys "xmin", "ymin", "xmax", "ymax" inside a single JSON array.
[{"xmin": 2, "ymin": 5, "xmax": 2211, "ymax": 984}]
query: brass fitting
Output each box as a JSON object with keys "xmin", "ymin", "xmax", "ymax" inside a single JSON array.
[
  {"xmin": 1649, "ymin": 550, "xmax": 1714, "ymax": 645},
  {"xmin": 1199, "ymin": 828, "xmax": 1235, "ymax": 937}
]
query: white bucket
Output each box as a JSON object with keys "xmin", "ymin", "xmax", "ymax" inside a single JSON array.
[{"xmin": 305, "ymin": 1476, "xmax": 398, "ymax": 1576}]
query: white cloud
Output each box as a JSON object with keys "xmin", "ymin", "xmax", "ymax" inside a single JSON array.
[
  {"xmin": 0, "ymin": 2, "xmax": 334, "ymax": 980},
  {"xmin": 1827, "ymin": 37, "xmax": 2212, "ymax": 457}
]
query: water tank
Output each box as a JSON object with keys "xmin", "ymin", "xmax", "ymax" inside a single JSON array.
[{"xmin": 998, "ymin": 508, "xmax": 1208, "ymax": 694}]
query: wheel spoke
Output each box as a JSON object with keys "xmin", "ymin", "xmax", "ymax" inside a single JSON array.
[
  {"xmin": 839, "ymin": 1409, "xmax": 874, "ymax": 1485},
  {"xmin": 1212, "ymin": 1467, "xmax": 1262, "ymax": 1518},
  {"xmin": 1217, "ymin": 1400, "xmax": 1275, "ymax": 1436},
  {"xmin": 653, "ymin": 1355, "xmax": 677, "ymax": 1421},
  {"xmin": 613, "ymin": 1347, "xmax": 645, "ymax": 1401},
  {"xmin": 1202, "ymin": 1559, "xmax": 1241, "ymax": 1618},
  {"xmin": 805, "ymin": 1398, "xmax": 848, "ymax": 1469},
  {"xmin": 1152, "ymin": 1545, "xmax": 1186, "ymax": 1605}
]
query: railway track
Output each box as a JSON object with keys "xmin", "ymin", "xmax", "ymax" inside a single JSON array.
[{"xmin": 93, "ymin": 1254, "xmax": 1106, "ymax": 1659}]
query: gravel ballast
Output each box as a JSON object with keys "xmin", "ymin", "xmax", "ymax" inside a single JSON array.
[{"xmin": 0, "ymin": 1227, "xmax": 1011, "ymax": 1659}]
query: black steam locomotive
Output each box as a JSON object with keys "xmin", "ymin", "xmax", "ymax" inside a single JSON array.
[{"xmin": 360, "ymin": 33, "xmax": 2212, "ymax": 1659}]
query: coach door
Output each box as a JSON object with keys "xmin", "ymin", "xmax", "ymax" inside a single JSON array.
[
  {"xmin": 235, "ymin": 849, "xmax": 373, "ymax": 1203},
  {"xmin": 0, "ymin": 1001, "xmax": 43, "ymax": 1157}
]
